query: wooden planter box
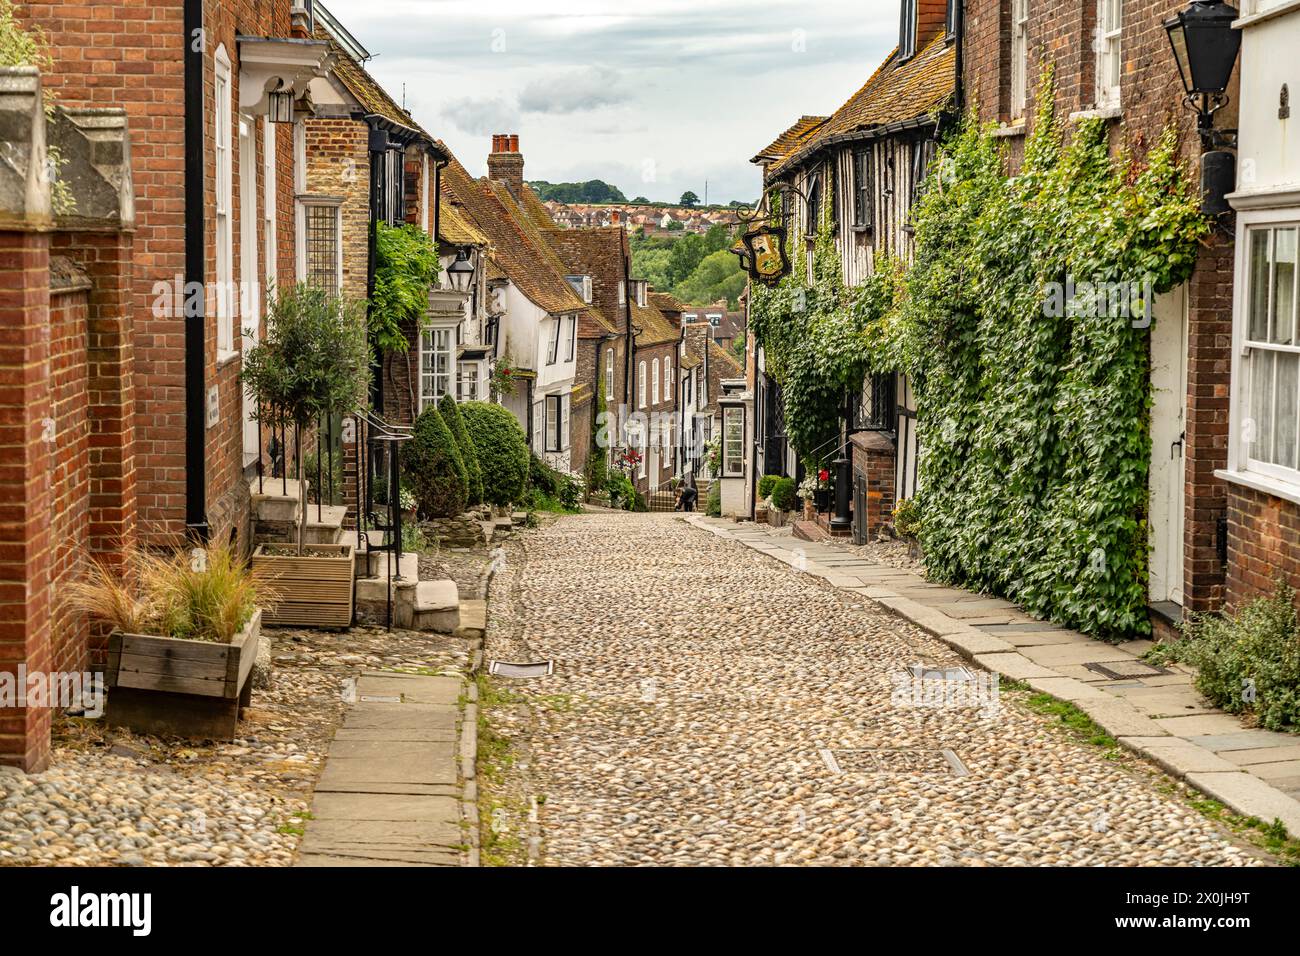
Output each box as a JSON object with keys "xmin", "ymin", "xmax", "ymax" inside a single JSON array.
[
  {"xmin": 105, "ymin": 609, "xmax": 262, "ymax": 740},
  {"xmin": 252, "ymin": 543, "xmax": 354, "ymax": 629}
]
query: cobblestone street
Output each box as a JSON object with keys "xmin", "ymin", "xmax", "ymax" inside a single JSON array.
[{"xmin": 480, "ymin": 513, "xmax": 1268, "ymax": 866}]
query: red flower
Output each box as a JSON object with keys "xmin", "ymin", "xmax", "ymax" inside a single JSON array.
[{"xmin": 818, "ymin": 469, "xmax": 829, "ymax": 482}]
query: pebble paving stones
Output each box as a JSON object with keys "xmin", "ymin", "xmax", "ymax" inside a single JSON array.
[{"xmin": 481, "ymin": 513, "xmax": 1267, "ymax": 867}]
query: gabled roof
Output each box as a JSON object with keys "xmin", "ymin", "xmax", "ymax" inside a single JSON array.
[
  {"xmin": 709, "ymin": 338, "xmax": 743, "ymax": 377},
  {"xmin": 542, "ymin": 227, "xmax": 625, "ymax": 337},
  {"xmin": 648, "ymin": 290, "xmax": 687, "ymax": 315},
  {"xmin": 440, "ymin": 151, "xmax": 593, "ymax": 319},
  {"xmin": 751, "ymin": 115, "xmax": 827, "ymax": 165},
  {"xmin": 633, "ymin": 299, "xmax": 678, "ymax": 348},
  {"xmin": 764, "ymin": 35, "xmax": 955, "ymax": 179}
]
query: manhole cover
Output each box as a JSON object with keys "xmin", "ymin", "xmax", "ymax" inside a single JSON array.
[
  {"xmin": 488, "ymin": 660, "xmax": 554, "ymax": 679},
  {"xmin": 1083, "ymin": 660, "xmax": 1171, "ymax": 681},
  {"xmin": 818, "ymin": 747, "xmax": 969, "ymax": 777}
]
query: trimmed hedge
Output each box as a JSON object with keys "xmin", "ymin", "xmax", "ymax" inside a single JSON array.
[
  {"xmin": 461, "ymin": 401, "xmax": 529, "ymax": 506},
  {"xmin": 757, "ymin": 474, "xmax": 781, "ymax": 500},
  {"xmin": 403, "ymin": 406, "xmax": 468, "ymax": 518},
  {"xmin": 770, "ymin": 477, "xmax": 798, "ymax": 512},
  {"xmin": 439, "ymin": 394, "xmax": 483, "ymax": 505}
]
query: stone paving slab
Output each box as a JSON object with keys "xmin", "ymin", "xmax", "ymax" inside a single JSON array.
[
  {"xmin": 295, "ymin": 670, "xmax": 470, "ymax": 868},
  {"xmin": 688, "ymin": 514, "xmax": 1300, "ymax": 840},
  {"xmin": 1221, "ymin": 744, "xmax": 1300, "ymax": 766}
]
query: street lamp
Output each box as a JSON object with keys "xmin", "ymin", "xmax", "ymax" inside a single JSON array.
[
  {"xmin": 1163, "ymin": 1, "xmax": 1241, "ymax": 215},
  {"xmin": 1164, "ymin": 1, "xmax": 1241, "ymax": 143},
  {"xmin": 266, "ymin": 87, "xmax": 295, "ymax": 124},
  {"xmin": 447, "ymin": 246, "xmax": 475, "ymax": 294}
]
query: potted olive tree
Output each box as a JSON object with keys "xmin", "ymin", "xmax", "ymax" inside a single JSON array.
[{"xmin": 243, "ymin": 284, "xmax": 370, "ymax": 628}]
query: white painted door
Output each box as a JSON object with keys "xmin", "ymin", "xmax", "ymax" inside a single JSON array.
[
  {"xmin": 239, "ymin": 116, "xmax": 261, "ymax": 468},
  {"xmin": 1148, "ymin": 285, "xmax": 1189, "ymax": 606}
]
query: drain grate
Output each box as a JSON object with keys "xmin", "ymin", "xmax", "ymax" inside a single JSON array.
[
  {"xmin": 908, "ymin": 663, "xmax": 973, "ymax": 681},
  {"xmin": 359, "ymin": 695, "xmax": 401, "ymax": 703},
  {"xmin": 1083, "ymin": 660, "xmax": 1171, "ymax": 681},
  {"xmin": 488, "ymin": 660, "xmax": 554, "ymax": 679},
  {"xmin": 819, "ymin": 747, "xmax": 969, "ymax": 777}
]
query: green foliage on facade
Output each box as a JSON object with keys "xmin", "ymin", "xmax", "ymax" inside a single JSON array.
[
  {"xmin": 404, "ymin": 405, "xmax": 469, "ymax": 519},
  {"xmin": 748, "ymin": 71, "xmax": 1208, "ymax": 639},
  {"xmin": 439, "ymin": 394, "xmax": 483, "ymax": 506},
  {"xmin": 373, "ymin": 222, "xmax": 439, "ymax": 353},
  {"xmin": 461, "ymin": 401, "xmax": 530, "ymax": 506}
]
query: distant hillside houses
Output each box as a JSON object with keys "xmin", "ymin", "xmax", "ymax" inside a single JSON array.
[{"xmin": 542, "ymin": 200, "xmax": 736, "ymax": 236}]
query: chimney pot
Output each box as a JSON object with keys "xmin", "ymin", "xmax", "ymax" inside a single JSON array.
[{"xmin": 487, "ymin": 133, "xmax": 524, "ymax": 199}]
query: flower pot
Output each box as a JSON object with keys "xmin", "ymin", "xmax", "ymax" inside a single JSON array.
[
  {"xmin": 768, "ymin": 509, "xmax": 786, "ymax": 528},
  {"xmin": 803, "ymin": 499, "xmax": 815, "ymax": 521},
  {"xmin": 814, "ymin": 489, "xmax": 830, "ymax": 512},
  {"xmin": 105, "ymin": 608, "xmax": 262, "ymax": 740},
  {"xmin": 252, "ymin": 542, "xmax": 355, "ymax": 629}
]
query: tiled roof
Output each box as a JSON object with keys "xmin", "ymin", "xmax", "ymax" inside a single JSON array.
[
  {"xmin": 633, "ymin": 299, "xmax": 678, "ymax": 348},
  {"xmin": 542, "ymin": 227, "xmax": 625, "ymax": 337},
  {"xmin": 316, "ymin": 27, "xmax": 433, "ymax": 142},
  {"xmin": 648, "ymin": 290, "xmax": 687, "ymax": 315},
  {"xmin": 440, "ymin": 151, "xmax": 594, "ymax": 319},
  {"xmin": 751, "ymin": 115, "xmax": 827, "ymax": 165},
  {"xmin": 709, "ymin": 339, "xmax": 743, "ymax": 377},
  {"xmin": 765, "ymin": 36, "xmax": 956, "ymax": 179},
  {"xmin": 438, "ymin": 201, "xmax": 487, "ymax": 247}
]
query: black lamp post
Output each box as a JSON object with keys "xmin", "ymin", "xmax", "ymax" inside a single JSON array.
[
  {"xmin": 447, "ymin": 246, "xmax": 475, "ymax": 294},
  {"xmin": 1163, "ymin": 1, "xmax": 1242, "ymax": 215}
]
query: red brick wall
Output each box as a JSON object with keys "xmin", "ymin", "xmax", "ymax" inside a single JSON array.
[
  {"xmin": 852, "ymin": 430, "xmax": 897, "ymax": 538},
  {"xmin": 1225, "ymin": 485, "xmax": 1300, "ymax": 609},
  {"xmin": 0, "ymin": 230, "xmax": 55, "ymax": 771},
  {"xmin": 47, "ymin": 278, "xmax": 91, "ymax": 680},
  {"xmin": 23, "ymin": 0, "xmax": 298, "ymax": 551}
]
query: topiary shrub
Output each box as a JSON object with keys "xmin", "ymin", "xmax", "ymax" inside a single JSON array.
[
  {"xmin": 770, "ymin": 477, "xmax": 798, "ymax": 513},
  {"xmin": 461, "ymin": 401, "xmax": 529, "ymax": 506},
  {"xmin": 439, "ymin": 394, "xmax": 483, "ymax": 505},
  {"xmin": 757, "ymin": 474, "xmax": 781, "ymax": 501},
  {"xmin": 403, "ymin": 406, "xmax": 468, "ymax": 519}
]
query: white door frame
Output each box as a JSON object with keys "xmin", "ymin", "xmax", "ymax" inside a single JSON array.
[{"xmin": 239, "ymin": 115, "xmax": 260, "ymax": 468}]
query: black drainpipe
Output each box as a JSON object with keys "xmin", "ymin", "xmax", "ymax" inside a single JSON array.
[
  {"xmin": 183, "ymin": 0, "xmax": 208, "ymax": 542},
  {"xmin": 367, "ymin": 122, "xmax": 388, "ymax": 417}
]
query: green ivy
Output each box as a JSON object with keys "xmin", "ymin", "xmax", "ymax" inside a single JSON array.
[
  {"xmin": 899, "ymin": 71, "xmax": 1208, "ymax": 638},
  {"xmin": 749, "ymin": 70, "xmax": 1208, "ymax": 639},
  {"xmin": 372, "ymin": 222, "xmax": 438, "ymax": 354}
]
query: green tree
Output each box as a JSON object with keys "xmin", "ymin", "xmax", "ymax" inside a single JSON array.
[
  {"xmin": 680, "ymin": 191, "xmax": 700, "ymax": 207},
  {"xmin": 373, "ymin": 222, "xmax": 438, "ymax": 353},
  {"xmin": 673, "ymin": 248, "xmax": 747, "ymax": 307},
  {"xmin": 461, "ymin": 401, "xmax": 530, "ymax": 505},
  {"xmin": 404, "ymin": 406, "xmax": 469, "ymax": 518},
  {"xmin": 438, "ymin": 393, "xmax": 483, "ymax": 505},
  {"xmin": 241, "ymin": 284, "xmax": 371, "ymax": 554},
  {"xmin": 665, "ymin": 233, "xmax": 706, "ymax": 286}
]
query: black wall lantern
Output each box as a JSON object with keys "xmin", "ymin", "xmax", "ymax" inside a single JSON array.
[
  {"xmin": 1163, "ymin": 1, "xmax": 1241, "ymax": 216},
  {"xmin": 447, "ymin": 245, "xmax": 476, "ymax": 294}
]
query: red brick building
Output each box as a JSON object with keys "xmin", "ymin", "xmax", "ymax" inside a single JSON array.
[
  {"xmin": 960, "ymin": 0, "xmax": 1239, "ymax": 627},
  {"xmin": 2, "ymin": 0, "xmax": 333, "ymax": 770}
]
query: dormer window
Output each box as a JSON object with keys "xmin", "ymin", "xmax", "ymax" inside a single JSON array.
[
  {"xmin": 945, "ymin": 0, "xmax": 959, "ymax": 41},
  {"xmin": 899, "ymin": 0, "xmax": 918, "ymax": 59},
  {"xmin": 566, "ymin": 274, "xmax": 593, "ymax": 303},
  {"xmin": 630, "ymin": 279, "xmax": 648, "ymax": 307}
]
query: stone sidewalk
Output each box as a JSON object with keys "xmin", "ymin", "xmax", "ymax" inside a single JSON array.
[
  {"xmin": 293, "ymin": 671, "xmax": 477, "ymax": 866},
  {"xmin": 687, "ymin": 515, "xmax": 1300, "ymax": 835}
]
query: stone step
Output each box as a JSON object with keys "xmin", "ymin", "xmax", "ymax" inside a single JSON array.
[
  {"xmin": 304, "ymin": 504, "xmax": 348, "ymax": 545},
  {"xmin": 455, "ymin": 599, "xmax": 487, "ymax": 641},
  {"xmin": 359, "ymin": 550, "xmax": 420, "ymax": 581},
  {"xmin": 792, "ymin": 518, "xmax": 832, "ymax": 543},
  {"xmin": 511, "ymin": 512, "xmax": 526, "ymax": 524},
  {"xmin": 250, "ymin": 477, "xmax": 307, "ymax": 524},
  {"xmin": 410, "ymin": 580, "xmax": 460, "ymax": 633}
]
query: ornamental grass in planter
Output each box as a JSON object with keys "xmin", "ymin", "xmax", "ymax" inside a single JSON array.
[
  {"xmin": 64, "ymin": 542, "xmax": 279, "ymax": 740},
  {"xmin": 242, "ymin": 284, "xmax": 370, "ymax": 628}
]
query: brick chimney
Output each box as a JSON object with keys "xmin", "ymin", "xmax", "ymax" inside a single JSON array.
[{"xmin": 487, "ymin": 133, "xmax": 524, "ymax": 200}]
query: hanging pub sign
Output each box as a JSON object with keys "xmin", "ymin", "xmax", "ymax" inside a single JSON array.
[{"xmin": 741, "ymin": 224, "xmax": 791, "ymax": 286}]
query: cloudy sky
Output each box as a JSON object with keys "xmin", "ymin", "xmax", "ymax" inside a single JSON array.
[{"xmin": 320, "ymin": 0, "xmax": 902, "ymax": 205}]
